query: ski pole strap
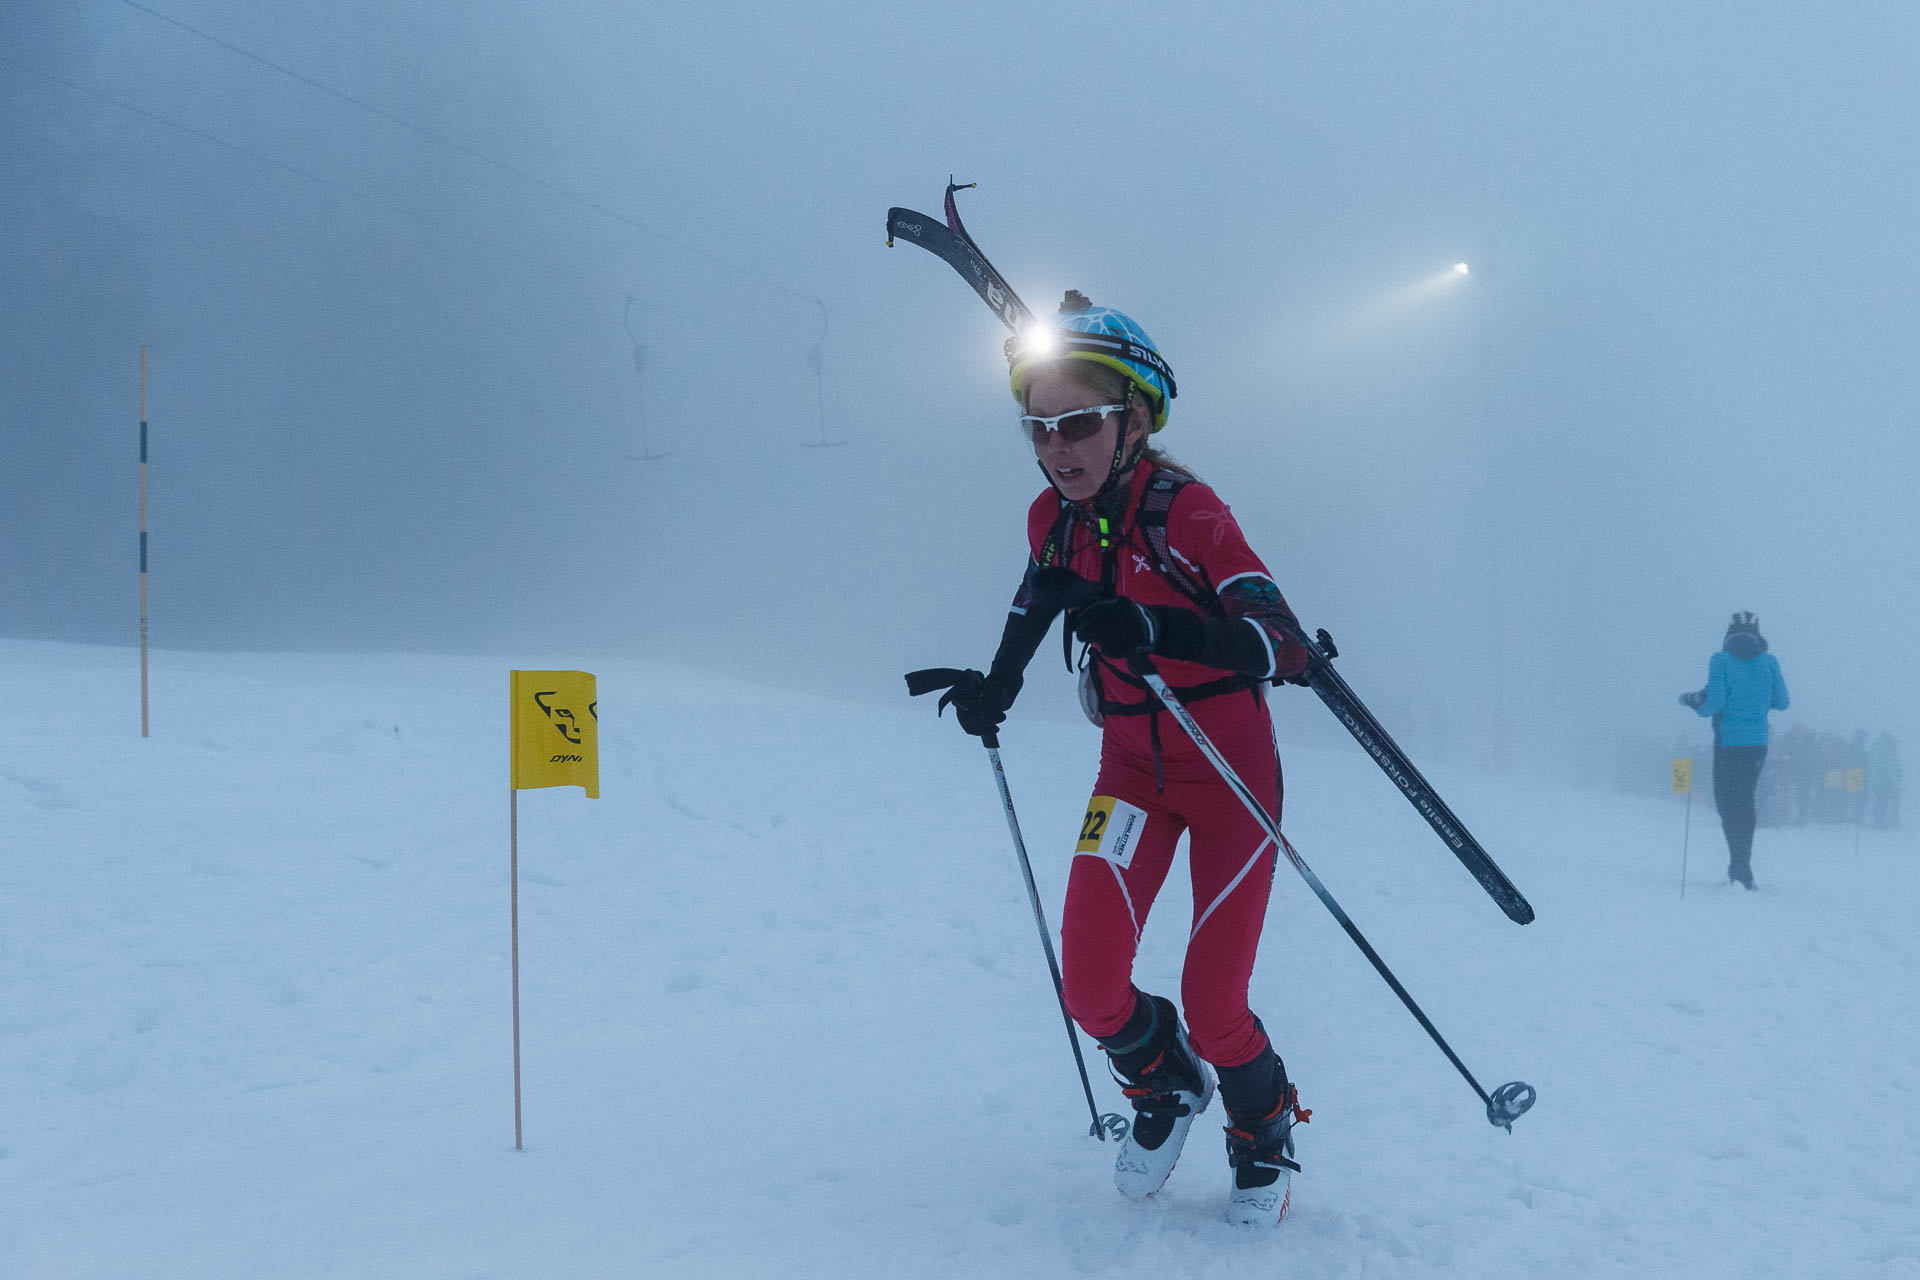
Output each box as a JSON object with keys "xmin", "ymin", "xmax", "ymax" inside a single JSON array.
[
  {"xmin": 904, "ymin": 667, "xmax": 1001, "ymax": 748},
  {"xmin": 904, "ymin": 668, "xmax": 967, "ymax": 698},
  {"xmin": 909, "ymin": 668, "xmax": 975, "ymax": 715}
]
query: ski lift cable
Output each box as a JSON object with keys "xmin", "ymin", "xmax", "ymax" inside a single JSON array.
[
  {"xmin": 103, "ymin": 0, "xmax": 938, "ymax": 356},
  {"xmin": 0, "ymin": 50, "xmax": 779, "ymax": 356}
]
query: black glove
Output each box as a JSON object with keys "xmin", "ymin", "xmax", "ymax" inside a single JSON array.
[
  {"xmin": 941, "ymin": 669, "xmax": 1017, "ymax": 738},
  {"xmin": 1036, "ymin": 567, "xmax": 1305, "ymax": 679},
  {"xmin": 1029, "ymin": 566, "xmax": 1107, "ymax": 615},
  {"xmin": 1679, "ymin": 690, "xmax": 1706, "ymax": 710},
  {"xmin": 1070, "ymin": 596, "xmax": 1159, "ymax": 657}
]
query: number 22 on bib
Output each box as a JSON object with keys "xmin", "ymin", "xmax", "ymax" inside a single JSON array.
[{"xmin": 1076, "ymin": 795, "xmax": 1148, "ymax": 870}]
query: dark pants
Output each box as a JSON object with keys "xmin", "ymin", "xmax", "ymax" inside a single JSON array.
[
  {"xmin": 1872, "ymin": 786, "xmax": 1901, "ymax": 829},
  {"xmin": 1713, "ymin": 745, "xmax": 1768, "ymax": 886}
]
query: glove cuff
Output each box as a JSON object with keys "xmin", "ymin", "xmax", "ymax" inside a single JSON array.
[{"xmin": 1149, "ymin": 605, "xmax": 1210, "ymax": 663}]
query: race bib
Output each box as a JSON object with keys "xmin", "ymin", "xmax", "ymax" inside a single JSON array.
[{"xmin": 1075, "ymin": 795, "xmax": 1148, "ymax": 869}]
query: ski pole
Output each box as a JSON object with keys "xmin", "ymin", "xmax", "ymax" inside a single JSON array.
[
  {"xmin": 1127, "ymin": 653, "xmax": 1537, "ymax": 1133},
  {"xmin": 904, "ymin": 669, "xmax": 1128, "ymax": 1142},
  {"xmin": 981, "ymin": 729, "xmax": 1130, "ymax": 1143}
]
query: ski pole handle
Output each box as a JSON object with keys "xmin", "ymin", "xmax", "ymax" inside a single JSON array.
[
  {"xmin": 904, "ymin": 667, "xmax": 1003, "ymax": 748},
  {"xmin": 904, "ymin": 667, "xmax": 967, "ymax": 698}
]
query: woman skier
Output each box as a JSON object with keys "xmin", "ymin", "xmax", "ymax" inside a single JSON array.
[
  {"xmin": 936, "ymin": 290, "xmax": 1314, "ymax": 1224},
  {"xmin": 1680, "ymin": 611, "xmax": 1790, "ymax": 889}
]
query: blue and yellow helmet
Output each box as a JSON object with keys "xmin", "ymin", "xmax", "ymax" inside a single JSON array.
[{"xmin": 1006, "ymin": 291, "xmax": 1178, "ymax": 432}]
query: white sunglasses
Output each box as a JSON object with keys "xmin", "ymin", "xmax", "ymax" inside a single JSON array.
[{"xmin": 1018, "ymin": 404, "xmax": 1129, "ymax": 445}]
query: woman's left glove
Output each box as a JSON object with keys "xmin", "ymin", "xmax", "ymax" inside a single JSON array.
[{"xmin": 1070, "ymin": 596, "xmax": 1160, "ymax": 657}]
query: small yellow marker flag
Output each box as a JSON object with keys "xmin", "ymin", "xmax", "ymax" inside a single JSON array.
[
  {"xmin": 1825, "ymin": 769, "xmax": 1845, "ymax": 791},
  {"xmin": 1846, "ymin": 768, "xmax": 1865, "ymax": 793},
  {"xmin": 510, "ymin": 670, "xmax": 599, "ymax": 798},
  {"xmin": 1671, "ymin": 757, "xmax": 1693, "ymax": 795}
]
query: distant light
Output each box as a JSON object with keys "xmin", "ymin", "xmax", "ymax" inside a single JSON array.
[{"xmin": 1452, "ymin": 262, "xmax": 1471, "ymax": 276}]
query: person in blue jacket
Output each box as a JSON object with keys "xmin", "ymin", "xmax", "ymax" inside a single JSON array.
[{"xmin": 1680, "ymin": 611, "xmax": 1790, "ymax": 889}]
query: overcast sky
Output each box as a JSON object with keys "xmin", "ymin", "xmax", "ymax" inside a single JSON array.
[{"xmin": 4, "ymin": 0, "xmax": 1916, "ymax": 780}]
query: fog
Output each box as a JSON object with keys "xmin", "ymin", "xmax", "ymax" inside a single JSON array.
[{"xmin": 5, "ymin": 1, "xmax": 1917, "ymax": 782}]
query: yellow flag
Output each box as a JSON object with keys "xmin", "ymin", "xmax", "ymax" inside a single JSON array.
[
  {"xmin": 1825, "ymin": 769, "xmax": 1844, "ymax": 791},
  {"xmin": 510, "ymin": 670, "xmax": 599, "ymax": 797},
  {"xmin": 1846, "ymin": 768, "xmax": 1865, "ymax": 793},
  {"xmin": 1671, "ymin": 757, "xmax": 1693, "ymax": 795}
]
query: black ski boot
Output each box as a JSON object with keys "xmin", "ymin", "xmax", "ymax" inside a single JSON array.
[
  {"xmin": 1103, "ymin": 993, "xmax": 1215, "ymax": 1199},
  {"xmin": 1220, "ymin": 1053, "xmax": 1309, "ymax": 1226}
]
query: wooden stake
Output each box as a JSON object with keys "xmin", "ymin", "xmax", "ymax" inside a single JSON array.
[
  {"xmin": 511, "ymin": 787, "xmax": 523, "ymax": 1150},
  {"xmin": 139, "ymin": 346, "xmax": 150, "ymax": 738}
]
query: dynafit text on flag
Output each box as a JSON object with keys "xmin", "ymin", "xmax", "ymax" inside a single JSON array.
[{"xmin": 510, "ymin": 671, "xmax": 599, "ymax": 798}]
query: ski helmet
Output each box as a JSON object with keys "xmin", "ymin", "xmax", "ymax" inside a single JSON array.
[
  {"xmin": 1723, "ymin": 610, "xmax": 1768, "ymax": 657},
  {"xmin": 1007, "ymin": 290, "xmax": 1178, "ymax": 431}
]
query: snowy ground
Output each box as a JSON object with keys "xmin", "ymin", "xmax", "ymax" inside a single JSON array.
[{"xmin": 3, "ymin": 638, "xmax": 1916, "ymax": 1279}]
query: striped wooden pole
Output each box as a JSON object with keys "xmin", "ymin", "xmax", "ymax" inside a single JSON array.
[{"xmin": 140, "ymin": 347, "xmax": 150, "ymax": 738}]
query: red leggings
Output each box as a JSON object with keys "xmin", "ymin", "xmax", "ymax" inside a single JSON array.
[{"xmin": 1058, "ymin": 734, "xmax": 1281, "ymax": 1070}]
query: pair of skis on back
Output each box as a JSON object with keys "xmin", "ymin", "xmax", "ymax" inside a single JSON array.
[{"xmin": 893, "ymin": 181, "xmax": 1536, "ymax": 1133}]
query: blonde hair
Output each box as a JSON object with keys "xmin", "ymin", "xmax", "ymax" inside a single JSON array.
[{"xmin": 1020, "ymin": 359, "xmax": 1200, "ymax": 482}]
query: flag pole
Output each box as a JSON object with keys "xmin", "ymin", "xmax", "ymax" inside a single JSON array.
[
  {"xmin": 139, "ymin": 346, "xmax": 150, "ymax": 738},
  {"xmin": 1680, "ymin": 785, "xmax": 1692, "ymax": 899},
  {"xmin": 505, "ymin": 669, "xmax": 598, "ymax": 1151},
  {"xmin": 511, "ymin": 786, "xmax": 523, "ymax": 1150}
]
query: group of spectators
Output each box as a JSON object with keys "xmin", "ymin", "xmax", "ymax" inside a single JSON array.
[{"xmin": 1757, "ymin": 725, "xmax": 1903, "ymax": 830}]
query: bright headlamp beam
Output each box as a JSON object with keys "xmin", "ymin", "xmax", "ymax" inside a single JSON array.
[{"xmin": 1021, "ymin": 325, "xmax": 1057, "ymax": 357}]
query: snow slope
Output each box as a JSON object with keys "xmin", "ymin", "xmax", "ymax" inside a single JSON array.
[{"xmin": 3, "ymin": 639, "xmax": 1915, "ymax": 1278}]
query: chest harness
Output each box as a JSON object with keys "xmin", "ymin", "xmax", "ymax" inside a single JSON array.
[{"xmin": 1038, "ymin": 468, "xmax": 1265, "ymax": 790}]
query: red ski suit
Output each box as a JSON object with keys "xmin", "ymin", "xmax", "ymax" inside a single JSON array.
[{"xmin": 1012, "ymin": 466, "xmax": 1311, "ymax": 1070}]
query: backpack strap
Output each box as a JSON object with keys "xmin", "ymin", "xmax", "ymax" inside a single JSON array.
[
  {"xmin": 1136, "ymin": 470, "xmax": 1224, "ymax": 617},
  {"xmin": 1036, "ymin": 499, "xmax": 1076, "ymax": 575},
  {"xmin": 1037, "ymin": 469, "xmax": 1235, "ymax": 673}
]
